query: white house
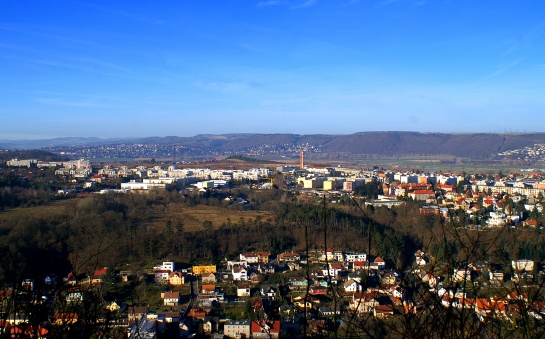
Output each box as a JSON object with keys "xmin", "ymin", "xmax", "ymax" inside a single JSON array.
[
  {"xmin": 343, "ymin": 279, "xmax": 362, "ymax": 293},
  {"xmin": 232, "ymin": 266, "xmax": 248, "ymax": 281},
  {"xmin": 345, "ymin": 253, "xmax": 367, "ymax": 263},
  {"xmin": 237, "ymin": 285, "xmax": 251, "ymax": 297}
]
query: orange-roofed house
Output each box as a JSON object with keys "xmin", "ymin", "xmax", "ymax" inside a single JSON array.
[
  {"xmin": 410, "ymin": 190, "xmax": 436, "ymax": 203},
  {"xmin": 91, "ymin": 267, "xmax": 108, "ymax": 284},
  {"xmin": 251, "ymin": 320, "xmax": 281, "ymax": 339},
  {"xmin": 201, "ymin": 284, "xmax": 216, "ymax": 294}
]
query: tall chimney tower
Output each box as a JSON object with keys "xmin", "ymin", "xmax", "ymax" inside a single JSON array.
[{"xmin": 300, "ymin": 150, "xmax": 304, "ymax": 169}]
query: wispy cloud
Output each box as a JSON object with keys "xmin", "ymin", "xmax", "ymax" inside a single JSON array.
[
  {"xmin": 257, "ymin": 0, "xmax": 284, "ymax": 7},
  {"xmin": 292, "ymin": 0, "xmax": 317, "ymax": 9},
  {"xmin": 503, "ymin": 21, "xmax": 545, "ymax": 56},
  {"xmin": 479, "ymin": 59, "xmax": 521, "ymax": 82}
]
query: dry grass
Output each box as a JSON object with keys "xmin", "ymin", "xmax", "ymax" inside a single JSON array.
[
  {"xmin": 152, "ymin": 203, "xmax": 274, "ymax": 232},
  {"xmin": 0, "ymin": 197, "xmax": 274, "ymax": 233},
  {"xmin": 0, "ymin": 198, "xmax": 78, "ymax": 224}
]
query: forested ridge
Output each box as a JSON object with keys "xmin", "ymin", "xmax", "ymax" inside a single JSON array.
[{"xmin": 2, "ymin": 185, "xmax": 545, "ymax": 286}]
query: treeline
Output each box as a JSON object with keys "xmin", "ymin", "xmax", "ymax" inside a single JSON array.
[
  {"xmin": 3, "ymin": 186, "xmax": 545, "ymax": 286},
  {"xmin": 0, "ymin": 149, "xmax": 66, "ymax": 162},
  {"xmin": 0, "ymin": 169, "xmax": 64, "ymax": 210}
]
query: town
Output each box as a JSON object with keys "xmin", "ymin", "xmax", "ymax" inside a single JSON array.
[{"xmin": 2, "ymin": 154, "xmax": 545, "ymax": 338}]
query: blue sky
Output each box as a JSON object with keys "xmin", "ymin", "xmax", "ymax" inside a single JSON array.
[{"xmin": 1, "ymin": 0, "xmax": 544, "ymax": 139}]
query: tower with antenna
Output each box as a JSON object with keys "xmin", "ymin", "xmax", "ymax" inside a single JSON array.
[{"xmin": 300, "ymin": 150, "xmax": 304, "ymax": 169}]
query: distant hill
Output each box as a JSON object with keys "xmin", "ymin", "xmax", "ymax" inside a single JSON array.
[
  {"xmin": 0, "ymin": 149, "xmax": 66, "ymax": 162},
  {"xmin": 2, "ymin": 132, "xmax": 545, "ymax": 160}
]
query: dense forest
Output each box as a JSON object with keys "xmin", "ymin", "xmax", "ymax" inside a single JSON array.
[{"xmin": 2, "ymin": 182, "xmax": 545, "ymax": 287}]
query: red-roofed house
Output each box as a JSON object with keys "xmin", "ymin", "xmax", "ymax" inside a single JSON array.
[
  {"xmin": 374, "ymin": 304, "xmax": 395, "ymax": 319},
  {"xmin": 251, "ymin": 320, "xmax": 280, "ymax": 339},
  {"xmin": 161, "ymin": 291, "xmax": 180, "ymax": 306},
  {"xmin": 202, "ymin": 284, "xmax": 216, "ymax": 294},
  {"xmin": 372, "ymin": 257, "xmax": 386, "ymax": 270},
  {"xmin": 91, "ymin": 267, "xmax": 108, "ymax": 284},
  {"xmin": 410, "ymin": 190, "xmax": 436, "ymax": 202}
]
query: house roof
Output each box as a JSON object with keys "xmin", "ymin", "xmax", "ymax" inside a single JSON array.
[
  {"xmin": 374, "ymin": 257, "xmax": 385, "ymax": 263},
  {"xmin": 163, "ymin": 291, "xmax": 180, "ymax": 299},
  {"xmin": 202, "ymin": 284, "xmax": 215, "ymax": 291},
  {"xmin": 375, "ymin": 305, "xmax": 394, "ymax": 313},
  {"xmin": 129, "ymin": 306, "xmax": 149, "ymax": 314},
  {"xmin": 251, "ymin": 320, "xmax": 280, "ymax": 334},
  {"xmin": 93, "ymin": 267, "xmax": 108, "ymax": 277},
  {"xmin": 169, "ymin": 271, "xmax": 182, "ymax": 278}
]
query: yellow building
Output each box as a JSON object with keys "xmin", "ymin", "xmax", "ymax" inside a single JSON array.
[{"xmin": 192, "ymin": 265, "xmax": 217, "ymax": 276}]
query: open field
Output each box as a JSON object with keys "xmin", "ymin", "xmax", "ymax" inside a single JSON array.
[
  {"xmin": 0, "ymin": 196, "xmax": 274, "ymax": 233},
  {"xmin": 0, "ymin": 198, "xmax": 77, "ymax": 225},
  {"xmin": 150, "ymin": 203, "xmax": 274, "ymax": 232}
]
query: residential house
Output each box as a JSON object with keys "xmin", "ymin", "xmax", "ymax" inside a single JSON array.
[
  {"xmin": 319, "ymin": 306, "xmax": 341, "ymax": 318},
  {"xmin": 55, "ymin": 313, "xmax": 78, "ymax": 325},
  {"xmin": 161, "ymin": 291, "xmax": 180, "ymax": 306},
  {"xmin": 65, "ymin": 272, "xmax": 77, "ymax": 286},
  {"xmin": 202, "ymin": 316, "xmax": 219, "ymax": 335},
  {"xmin": 289, "ymin": 277, "xmax": 308, "ymax": 290},
  {"xmin": 202, "ymin": 272, "xmax": 217, "ymax": 284},
  {"xmin": 352, "ymin": 261, "xmax": 367, "ymax": 272},
  {"xmin": 168, "ymin": 272, "xmax": 184, "ymax": 286},
  {"xmin": 310, "ymin": 285, "xmax": 328, "ymax": 295},
  {"xmin": 91, "ymin": 267, "xmax": 108, "ymax": 284},
  {"xmin": 410, "ymin": 190, "xmax": 436, "ymax": 203},
  {"xmin": 524, "ymin": 219, "xmax": 538, "ymax": 228},
  {"xmin": 374, "ymin": 305, "xmax": 395, "ymax": 319},
  {"xmin": 66, "ymin": 288, "xmax": 84, "ymax": 303},
  {"xmin": 453, "ymin": 268, "xmax": 471, "ymax": 282},
  {"xmin": 260, "ymin": 284, "xmax": 279, "ymax": 299},
  {"xmin": 154, "ymin": 261, "xmax": 175, "ymax": 272},
  {"xmin": 320, "ymin": 249, "xmax": 335, "ymax": 262},
  {"xmin": 237, "ymin": 285, "xmax": 251, "ymax": 297},
  {"xmin": 232, "ymin": 266, "xmax": 248, "ymax": 281},
  {"xmin": 489, "ymin": 271, "xmax": 505, "ymax": 284},
  {"xmin": 370, "ymin": 257, "xmax": 386, "ymax": 270},
  {"xmin": 381, "ymin": 272, "xmax": 397, "ymax": 285},
  {"xmin": 224, "ymin": 320, "xmax": 251, "ymax": 338},
  {"xmin": 160, "ymin": 311, "xmax": 180, "ymax": 323},
  {"xmin": 154, "ymin": 270, "xmax": 170, "ymax": 284},
  {"xmin": 277, "ymin": 252, "xmax": 301, "ymax": 263},
  {"xmin": 475, "ymin": 298, "xmax": 507, "ymax": 319},
  {"xmin": 343, "ymin": 279, "xmax": 362, "ymax": 294},
  {"xmin": 187, "ymin": 309, "xmax": 207, "ymax": 322},
  {"xmin": 192, "ymin": 265, "xmax": 217, "ymax": 276},
  {"xmin": 251, "ymin": 320, "xmax": 281, "ymax": 339},
  {"xmin": 240, "ymin": 251, "xmax": 270, "ymax": 264},
  {"xmin": 345, "ymin": 253, "xmax": 367, "ymax": 263},
  {"xmin": 322, "ymin": 263, "xmax": 343, "ymax": 278},
  {"xmin": 44, "ymin": 274, "xmax": 58, "ymax": 286},
  {"xmin": 257, "ymin": 263, "xmax": 275, "ymax": 274},
  {"xmin": 349, "ymin": 292, "xmax": 380, "ymax": 314},
  {"xmin": 127, "ymin": 306, "xmax": 149, "ymax": 323},
  {"xmin": 202, "ymin": 284, "xmax": 217, "ymax": 295}
]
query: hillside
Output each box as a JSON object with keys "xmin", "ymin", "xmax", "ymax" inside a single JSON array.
[{"xmin": 3, "ymin": 132, "xmax": 545, "ymax": 160}]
